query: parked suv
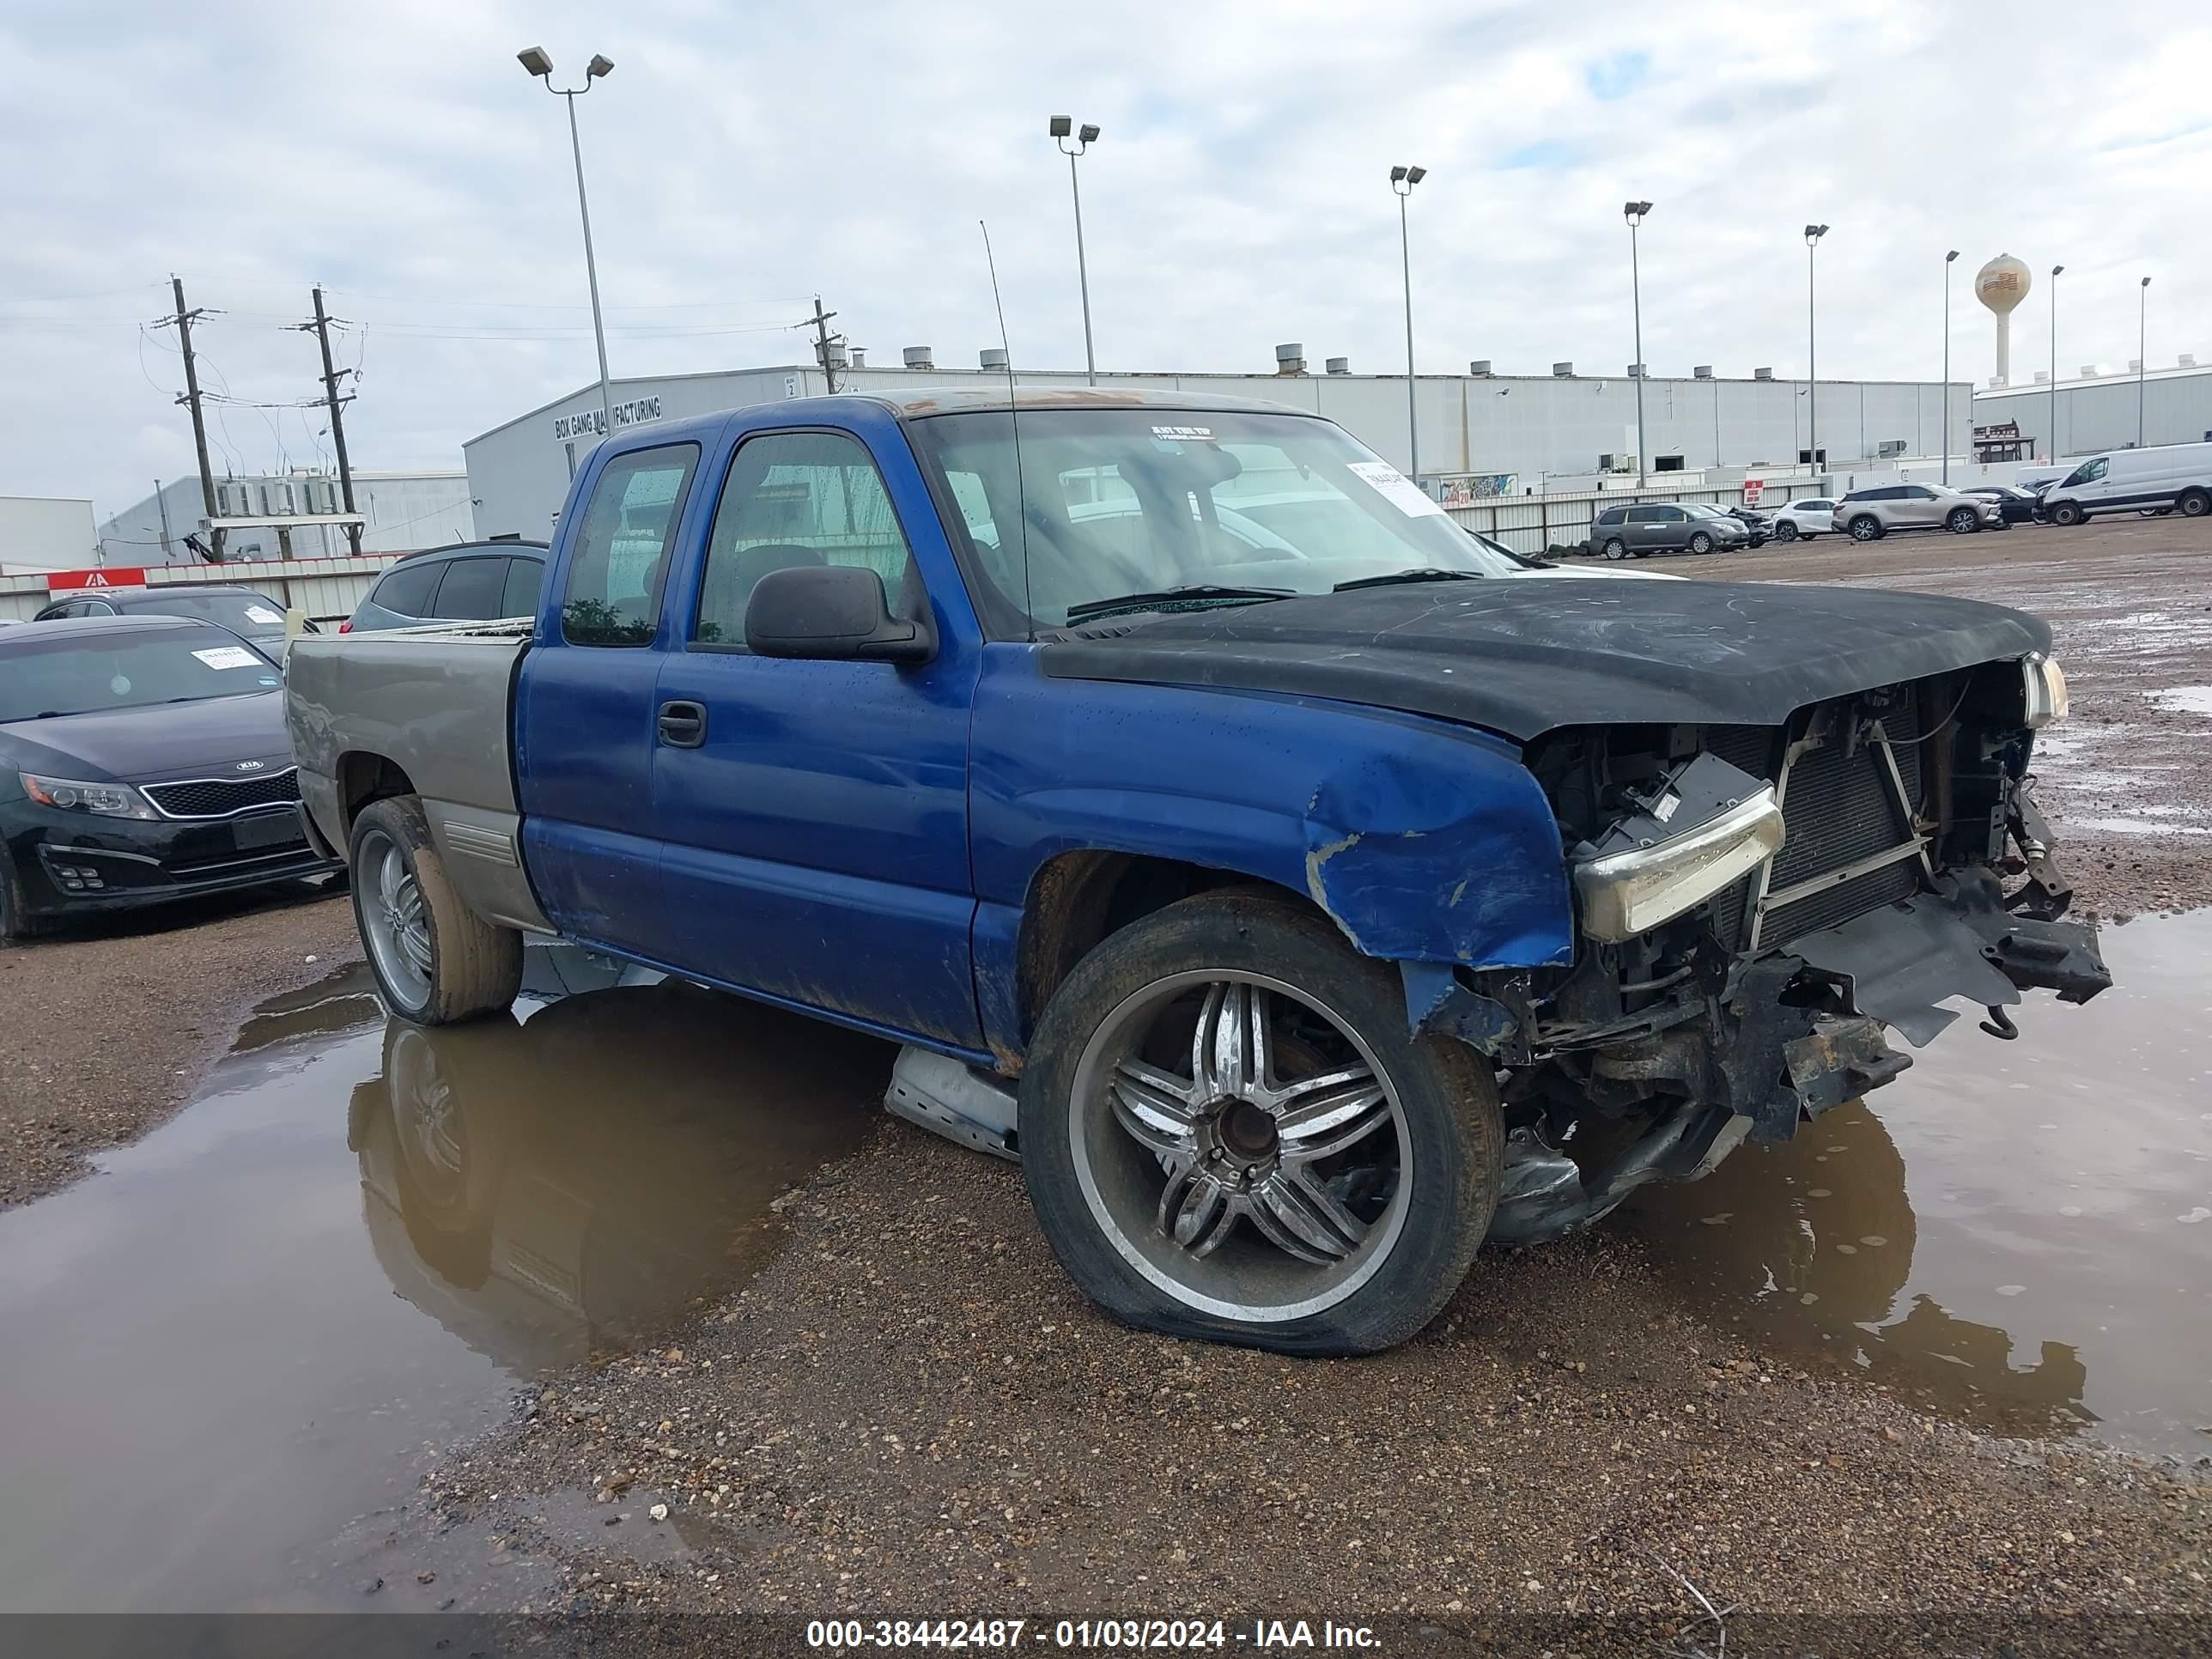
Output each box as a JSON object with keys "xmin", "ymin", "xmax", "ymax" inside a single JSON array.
[
  {"xmin": 1832, "ymin": 484, "xmax": 2003, "ymax": 543},
  {"xmin": 1589, "ymin": 501, "xmax": 1751, "ymax": 559},
  {"xmin": 343, "ymin": 541, "xmax": 550, "ymax": 634}
]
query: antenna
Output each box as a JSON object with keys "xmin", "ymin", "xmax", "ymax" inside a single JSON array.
[{"xmin": 979, "ymin": 218, "xmax": 1036, "ymax": 639}]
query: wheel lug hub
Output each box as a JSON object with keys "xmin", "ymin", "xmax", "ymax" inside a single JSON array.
[{"xmin": 1218, "ymin": 1099, "xmax": 1279, "ymax": 1161}]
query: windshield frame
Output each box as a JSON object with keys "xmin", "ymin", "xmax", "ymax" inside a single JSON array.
[{"xmin": 902, "ymin": 405, "xmax": 1525, "ymax": 638}]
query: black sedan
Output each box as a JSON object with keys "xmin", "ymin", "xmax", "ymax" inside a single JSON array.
[
  {"xmin": 0, "ymin": 616, "xmax": 341, "ymax": 940},
  {"xmin": 1962, "ymin": 486, "xmax": 2043, "ymax": 526},
  {"xmin": 32, "ymin": 583, "xmax": 315, "ymax": 651}
]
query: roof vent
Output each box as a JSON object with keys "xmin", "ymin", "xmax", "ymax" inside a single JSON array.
[
  {"xmin": 848, "ymin": 347, "xmax": 866, "ymax": 369},
  {"xmin": 1324, "ymin": 356, "xmax": 1350, "ymax": 375},
  {"xmin": 2081, "ymin": 365, "xmax": 2099, "ymax": 378},
  {"xmin": 902, "ymin": 345, "xmax": 934, "ymax": 370},
  {"xmin": 2182, "ymin": 354, "xmax": 2198, "ymax": 368},
  {"xmin": 980, "ymin": 348, "xmax": 1009, "ymax": 371},
  {"xmin": 1753, "ymin": 366, "xmax": 1774, "ymax": 380},
  {"xmin": 2034, "ymin": 370, "xmax": 2050, "ymax": 384},
  {"xmin": 1468, "ymin": 359, "xmax": 1492, "ymax": 376},
  {"xmin": 1553, "ymin": 361, "xmax": 1575, "ymax": 377},
  {"xmin": 1692, "ymin": 364, "xmax": 1713, "ymax": 380},
  {"xmin": 1275, "ymin": 343, "xmax": 1307, "ymax": 375},
  {"xmin": 2128, "ymin": 358, "xmax": 2142, "ymax": 373}
]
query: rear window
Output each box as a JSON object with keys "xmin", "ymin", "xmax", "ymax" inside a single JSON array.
[
  {"xmin": 1595, "ymin": 507, "xmax": 1626, "ymax": 526},
  {"xmin": 562, "ymin": 445, "xmax": 701, "ymax": 646},
  {"xmin": 0, "ymin": 625, "xmax": 279, "ymax": 723},
  {"xmin": 370, "ymin": 559, "xmax": 441, "ymax": 618}
]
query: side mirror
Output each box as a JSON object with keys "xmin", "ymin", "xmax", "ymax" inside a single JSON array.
[{"xmin": 744, "ymin": 564, "xmax": 935, "ymax": 665}]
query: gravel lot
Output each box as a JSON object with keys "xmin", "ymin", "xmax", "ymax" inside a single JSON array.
[{"xmin": 3, "ymin": 514, "xmax": 2208, "ymax": 1644}]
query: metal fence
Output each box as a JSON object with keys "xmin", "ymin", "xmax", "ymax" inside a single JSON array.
[
  {"xmin": 0, "ymin": 556, "xmax": 401, "ymax": 624},
  {"xmin": 1443, "ymin": 472, "xmax": 1827, "ymax": 556}
]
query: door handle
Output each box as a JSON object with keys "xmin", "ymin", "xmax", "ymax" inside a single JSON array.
[{"xmin": 657, "ymin": 700, "xmax": 707, "ymax": 748}]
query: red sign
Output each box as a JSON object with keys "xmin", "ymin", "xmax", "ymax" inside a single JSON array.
[
  {"xmin": 1741, "ymin": 479, "xmax": 1765, "ymax": 506},
  {"xmin": 46, "ymin": 567, "xmax": 147, "ymax": 592}
]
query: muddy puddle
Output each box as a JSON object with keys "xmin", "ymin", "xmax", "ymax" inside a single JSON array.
[
  {"xmin": 0, "ymin": 949, "xmax": 888, "ymax": 1612},
  {"xmin": 1630, "ymin": 908, "xmax": 2212, "ymax": 1462}
]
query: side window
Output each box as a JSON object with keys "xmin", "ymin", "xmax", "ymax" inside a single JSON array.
[
  {"xmin": 562, "ymin": 444, "xmax": 700, "ymax": 647},
  {"xmin": 2068, "ymin": 458, "xmax": 2109, "ymax": 485},
  {"xmin": 1595, "ymin": 507, "xmax": 1626, "ymax": 526},
  {"xmin": 1624, "ymin": 507, "xmax": 1656, "ymax": 524},
  {"xmin": 429, "ymin": 557, "xmax": 509, "ymax": 621},
  {"xmin": 692, "ymin": 429, "xmax": 919, "ymax": 647},
  {"xmin": 371, "ymin": 559, "xmax": 441, "ymax": 618},
  {"xmin": 1905, "ymin": 486, "xmax": 1936, "ymax": 500},
  {"xmin": 500, "ymin": 556, "xmax": 544, "ymax": 619},
  {"xmin": 1655, "ymin": 506, "xmax": 1686, "ymax": 523}
]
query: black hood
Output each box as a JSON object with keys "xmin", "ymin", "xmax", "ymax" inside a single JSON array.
[
  {"xmin": 0, "ymin": 690, "xmax": 291, "ymax": 783},
  {"xmin": 1040, "ymin": 580, "xmax": 2051, "ymax": 740}
]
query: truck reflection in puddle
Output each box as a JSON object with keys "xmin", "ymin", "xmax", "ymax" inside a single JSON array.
[
  {"xmin": 349, "ymin": 955, "xmax": 889, "ymax": 1373},
  {"xmin": 1629, "ymin": 909, "xmax": 2212, "ymax": 1461}
]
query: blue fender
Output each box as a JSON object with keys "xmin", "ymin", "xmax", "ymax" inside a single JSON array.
[{"xmin": 969, "ymin": 645, "xmax": 1574, "ymax": 1060}]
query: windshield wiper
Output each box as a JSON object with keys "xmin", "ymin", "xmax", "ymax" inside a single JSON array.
[
  {"xmin": 1064, "ymin": 584, "xmax": 1296, "ymax": 622},
  {"xmin": 1333, "ymin": 568, "xmax": 1487, "ymax": 592}
]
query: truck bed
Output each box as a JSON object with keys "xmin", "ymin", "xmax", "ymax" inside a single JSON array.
[{"xmin": 287, "ymin": 620, "xmax": 551, "ymax": 934}]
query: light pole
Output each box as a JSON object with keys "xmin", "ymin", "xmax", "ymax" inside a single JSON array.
[
  {"xmin": 1942, "ymin": 249, "xmax": 1959, "ymax": 483},
  {"xmin": 1804, "ymin": 224, "xmax": 1828, "ymax": 472},
  {"xmin": 1625, "ymin": 201, "xmax": 1652, "ymax": 489},
  {"xmin": 519, "ymin": 46, "xmax": 616, "ymax": 438},
  {"xmin": 1391, "ymin": 165, "xmax": 1426, "ymax": 482},
  {"xmin": 1048, "ymin": 118, "xmax": 1101, "ymax": 386},
  {"xmin": 2049, "ymin": 264, "xmax": 2063, "ymax": 460},
  {"xmin": 2138, "ymin": 276, "xmax": 2151, "ymax": 447}
]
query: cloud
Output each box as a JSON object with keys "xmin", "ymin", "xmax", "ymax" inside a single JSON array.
[{"xmin": 0, "ymin": 0, "xmax": 2206, "ymax": 522}]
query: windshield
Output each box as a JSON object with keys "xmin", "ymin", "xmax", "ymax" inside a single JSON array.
[
  {"xmin": 1682, "ymin": 502, "xmax": 1734, "ymax": 519},
  {"xmin": 0, "ymin": 625, "xmax": 279, "ymax": 723},
  {"xmin": 129, "ymin": 591, "xmax": 289, "ymax": 635},
  {"xmin": 905, "ymin": 408, "xmax": 1525, "ymax": 629}
]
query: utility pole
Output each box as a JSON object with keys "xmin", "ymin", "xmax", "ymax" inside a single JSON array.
[
  {"xmin": 299, "ymin": 287, "xmax": 362, "ymax": 556},
  {"xmin": 167, "ymin": 276, "xmax": 223, "ymax": 562},
  {"xmin": 811, "ymin": 296, "xmax": 842, "ymax": 394}
]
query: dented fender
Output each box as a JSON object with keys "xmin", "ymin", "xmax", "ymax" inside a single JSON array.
[{"xmin": 969, "ymin": 649, "xmax": 1574, "ymax": 1059}]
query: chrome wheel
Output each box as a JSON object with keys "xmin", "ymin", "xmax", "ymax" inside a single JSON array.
[
  {"xmin": 1068, "ymin": 971, "xmax": 1413, "ymax": 1323},
  {"xmin": 358, "ymin": 826, "xmax": 433, "ymax": 1010}
]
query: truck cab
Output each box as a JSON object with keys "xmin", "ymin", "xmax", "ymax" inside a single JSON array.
[{"xmin": 289, "ymin": 387, "xmax": 2109, "ymax": 1357}]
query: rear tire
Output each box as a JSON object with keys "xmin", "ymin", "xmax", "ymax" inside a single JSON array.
[
  {"xmin": 349, "ymin": 796, "xmax": 521, "ymax": 1025},
  {"xmin": 2050, "ymin": 500, "xmax": 2084, "ymax": 526},
  {"xmin": 2177, "ymin": 488, "xmax": 2210, "ymax": 518},
  {"xmin": 1848, "ymin": 514, "xmax": 1885, "ymax": 542},
  {"xmin": 1019, "ymin": 890, "xmax": 1503, "ymax": 1355}
]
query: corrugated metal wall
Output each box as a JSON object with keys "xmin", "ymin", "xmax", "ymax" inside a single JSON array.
[{"xmin": 0, "ymin": 556, "xmax": 398, "ymax": 624}]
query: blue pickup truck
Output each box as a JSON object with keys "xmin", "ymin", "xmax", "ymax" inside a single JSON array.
[{"xmin": 287, "ymin": 386, "xmax": 2109, "ymax": 1354}]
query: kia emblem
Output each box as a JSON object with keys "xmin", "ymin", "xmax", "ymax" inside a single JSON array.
[{"xmin": 235, "ymin": 760, "xmax": 265, "ymax": 772}]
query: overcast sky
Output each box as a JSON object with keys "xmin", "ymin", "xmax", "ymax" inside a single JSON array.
[{"xmin": 1, "ymin": 0, "xmax": 2204, "ymax": 521}]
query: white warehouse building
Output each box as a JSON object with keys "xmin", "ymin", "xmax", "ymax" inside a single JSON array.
[
  {"xmin": 462, "ymin": 351, "xmax": 1967, "ymax": 541},
  {"xmin": 95, "ymin": 470, "xmax": 477, "ymax": 566},
  {"xmin": 1971, "ymin": 359, "xmax": 2212, "ymax": 464}
]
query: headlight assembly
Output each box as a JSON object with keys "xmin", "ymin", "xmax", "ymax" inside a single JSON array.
[
  {"xmin": 1571, "ymin": 754, "xmax": 1785, "ymax": 944},
  {"xmin": 19, "ymin": 772, "xmax": 160, "ymax": 820},
  {"xmin": 2022, "ymin": 653, "xmax": 2069, "ymax": 729}
]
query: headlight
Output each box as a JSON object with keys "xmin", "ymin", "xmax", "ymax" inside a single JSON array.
[
  {"xmin": 19, "ymin": 772, "xmax": 160, "ymax": 820},
  {"xmin": 1574, "ymin": 784, "xmax": 1785, "ymax": 943},
  {"xmin": 2022, "ymin": 652, "xmax": 2069, "ymax": 728}
]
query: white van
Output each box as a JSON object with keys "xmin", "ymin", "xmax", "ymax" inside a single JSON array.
[{"xmin": 2040, "ymin": 441, "xmax": 2212, "ymax": 524}]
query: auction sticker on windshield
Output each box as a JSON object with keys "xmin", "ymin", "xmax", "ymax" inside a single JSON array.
[
  {"xmin": 1347, "ymin": 460, "xmax": 1449, "ymax": 518},
  {"xmin": 243, "ymin": 605, "xmax": 283, "ymax": 626},
  {"xmin": 191, "ymin": 646, "xmax": 263, "ymax": 670}
]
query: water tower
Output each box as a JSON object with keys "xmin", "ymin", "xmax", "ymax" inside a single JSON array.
[{"xmin": 1976, "ymin": 253, "xmax": 2033, "ymax": 385}]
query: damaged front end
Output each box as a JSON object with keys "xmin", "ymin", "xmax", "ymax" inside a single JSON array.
[{"xmin": 1414, "ymin": 652, "xmax": 2111, "ymax": 1245}]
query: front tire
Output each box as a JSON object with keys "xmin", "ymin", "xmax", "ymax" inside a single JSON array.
[
  {"xmin": 0, "ymin": 848, "xmax": 52, "ymax": 945},
  {"xmin": 1019, "ymin": 890, "xmax": 1503, "ymax": 1355},
  {"xmin": 1774, "ymin": 520, "xmax": 1800, "ymax": 543},
  {"xmin": 1947, "ymin": 507, "xmax": 1979, "ymax": 533},
  {"xmin": 1687, "ymin": 532, "xmax": 1716, "ymax": 554},
  {"xmin": 2177, "ymin": 489, "xmax": 2210, "ymax": 518},
  {"xmin": 1847, "ymin": 514, "xmax": 1885, "ymax": 542},
  {"xmin": 349, "ymin": 796, "xmax": 522, "ymax": 1025},
  {"xmin": 2050, "ymin": 500, "xmax": 2084, "ymax": 526}
]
